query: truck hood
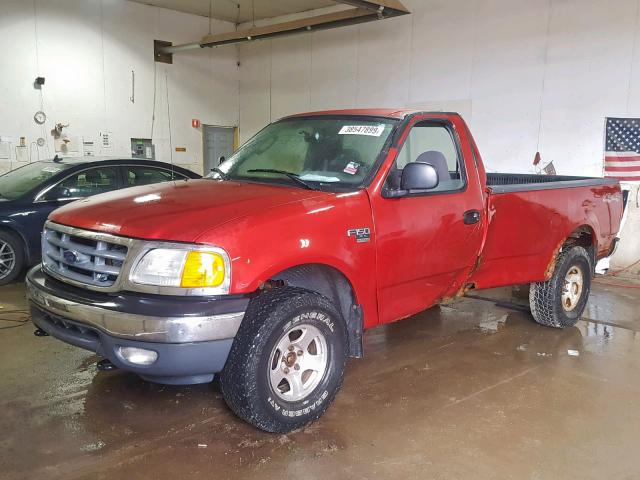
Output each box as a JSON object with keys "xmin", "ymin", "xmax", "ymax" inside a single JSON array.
[{"xmin": 49, "ymin": 179, "xmax": 328, "ymax": 242}]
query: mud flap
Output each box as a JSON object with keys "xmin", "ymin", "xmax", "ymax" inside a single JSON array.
[{"xmin": 348, "ymin": 304, "xmax": 364, "ymax": 358}]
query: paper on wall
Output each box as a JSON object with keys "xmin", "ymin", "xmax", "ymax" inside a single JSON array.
[
  {"xmin": 83, "ymin": 139, "xmax": 95, "ymax": 156},
  {"xmin": 15, "ymin": 146, "xmax": 28, "ymax": 163},
  {"xmin": 0, "ymin": 142, "xmax": 10, "ymax": 160}
]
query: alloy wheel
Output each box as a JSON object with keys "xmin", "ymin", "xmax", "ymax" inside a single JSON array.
[{"xmin": 0, "ymin": 240, "xmax": 16, "ymax": 281}]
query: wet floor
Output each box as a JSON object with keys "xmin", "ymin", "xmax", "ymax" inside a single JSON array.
[{"xmin": 1, "ymin": 279, "xmax": 639, "ymax": 479}]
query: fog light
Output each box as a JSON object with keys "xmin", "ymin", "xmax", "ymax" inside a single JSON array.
[{"xmin": 117, "ymin": 346, "xmax": 158, "ymax": 366}]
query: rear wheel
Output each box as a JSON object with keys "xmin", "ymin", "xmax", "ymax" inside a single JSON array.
[
  {"xmin": 0, "ymin": 231, "xmax": 24, "ymax": 286},
  {"xmin": 220, "ymin": 286, "xmax": 347, "ymax": 433},
  {"xmin": 529, "ymin": 246, "xmax": 591, "ymax": 328}
]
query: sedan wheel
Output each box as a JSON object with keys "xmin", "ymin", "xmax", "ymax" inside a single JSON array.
[
  {"xmin": 0, "ymin": 231, "xmax": 24, "ymax": 285},
  {"xmin": 0, "ymin": 239, "xmax": 17, "ymax": 281}
]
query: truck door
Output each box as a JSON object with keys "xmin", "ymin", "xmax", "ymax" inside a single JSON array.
[{"xmin": 370, "ymin": 118, "xmax": 486, "ymax": 324}]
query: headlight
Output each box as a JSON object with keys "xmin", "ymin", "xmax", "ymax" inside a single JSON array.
[{"xmin": 130, "ymin": 247, "xmax": 230, "ymax": 293}]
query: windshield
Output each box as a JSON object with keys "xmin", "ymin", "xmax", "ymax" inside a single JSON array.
[
  {"xmin": 208, "ymin": 117, "xmax": 397, "ymax": 189},
  {"xmin": 0, "ymin": 162, "xmax": 69, "ymax": 200}
]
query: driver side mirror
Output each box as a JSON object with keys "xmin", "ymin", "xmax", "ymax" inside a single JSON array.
[
  {"xmin": 384, "ymin": 162, "xmax": 439, "ymax": 198},
  {"xmin": 401, "ymin": 162, "xmax": 439, "ymax": 190},
  {"xmin": 218, "ymin": 155, "xmax": 225, "ymax": 165}
]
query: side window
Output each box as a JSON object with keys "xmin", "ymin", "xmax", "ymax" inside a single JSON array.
[
  {"xmin": 125, "ymin": 167, "xmax": 183, "ymax": 186},
  {"xmin": 44, "ymin": 167, "xmax": 118, "ymax": 200},
  {"xmin": 387, "ymin": 122, "xmax": 465, "ymax": 193}
]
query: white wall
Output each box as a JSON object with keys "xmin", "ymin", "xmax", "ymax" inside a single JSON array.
[
  {"xmin": 611, "ymin": 184, "xmax": 640, "ymax": 276},
  {"xmin": 0, "ymin": 0, "xmax": 239, "ymax": 175},
  {"xmin": 238, "ymin": 0, "xmax": 640, "ymax": 177}
]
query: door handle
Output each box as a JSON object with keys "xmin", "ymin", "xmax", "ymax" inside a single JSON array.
[{"xmin": 463, "ymin": 209, "xmax": 481, "ymax": 225}]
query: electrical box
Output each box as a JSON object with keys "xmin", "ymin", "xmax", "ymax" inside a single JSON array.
[{"xmin": 131, "ymin": 138, "xmax": 155, "ymax": 160}]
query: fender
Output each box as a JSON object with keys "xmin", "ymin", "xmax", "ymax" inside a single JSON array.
[
  {"xmin": 582, "ymin": 211, "xmax": 604, "ymax": 256},
  {"xmin": 195, "ymin": 190, "xmax": 380, "ymax": 328},
  {"xmin": 250, "ymin": 256, "xmax": 358, "ymax": 293},
  {"xmin": 235, "ymin": 252, "xmax": 378, "ymax": 329}
]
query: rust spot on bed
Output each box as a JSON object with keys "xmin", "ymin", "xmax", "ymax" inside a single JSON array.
[{"xmin": 544, "ymin": 241, "xmax": 565, "ymax": 280}]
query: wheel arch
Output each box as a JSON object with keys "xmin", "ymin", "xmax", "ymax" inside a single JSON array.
[
  {"xmin": 565, "ymin": 224, "xmax": 596, "ymax": 269},
  {"xmin": 566, "ymin": 224, "xmax": 596, "ymax": 245},
  {"xmin": 266, "ymin": 263, "xmax": 364, "ymax": 358},
  {"xmin": 547, "ymin": 224, "xmax": 596, "ymax": 279}
]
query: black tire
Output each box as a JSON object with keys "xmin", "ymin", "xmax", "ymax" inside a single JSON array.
[
  {"xmin": 220, "ymin": 286, "xmax": 347, "ymax": 433},
  {"xmin": 529, "ymin": 246, "xmax": 592, "ymax": 328},
  {"xmin": 0, "ymin": 230, "xmax": 24, "ymax": 286}
]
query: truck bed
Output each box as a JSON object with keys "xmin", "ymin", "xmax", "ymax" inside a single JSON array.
[
  {"xmin": 469, "ymin": 175, "xmax": 622, "ymax": 290},
  {"xmin": 487, "ymin": 173, "xmax": 617, "ymax": 193}
]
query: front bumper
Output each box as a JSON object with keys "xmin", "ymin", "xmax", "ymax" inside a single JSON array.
[{"xmin": 27, "ymin": 265, "xmax": 249, "ymax": 384}]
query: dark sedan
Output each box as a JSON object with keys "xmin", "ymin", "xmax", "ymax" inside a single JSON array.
[{"xmin": 0, "ymin": 157, "xmax": 200, "ymax": 284}]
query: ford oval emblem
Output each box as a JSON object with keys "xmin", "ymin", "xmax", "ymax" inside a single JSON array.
[{"xmin": 63, "ymin": 250, "xmax": 80, "ymax": 264}]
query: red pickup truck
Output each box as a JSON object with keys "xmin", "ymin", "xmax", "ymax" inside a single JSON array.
[{"xmin": 28, "ymin": 109, "xmax": 623, "ymax": 432}]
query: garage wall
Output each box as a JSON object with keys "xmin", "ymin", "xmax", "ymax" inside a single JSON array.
[
  {"xmin": 238, "ymin": 0, "xmax": 640, "ymax": 177},
  {"xmin": 0, "ymin": 0, "xmax": 239, "ymax": 176},
  {"xmin": 237, "ymin": 0, "xmax": 640, "ymax": 273}
]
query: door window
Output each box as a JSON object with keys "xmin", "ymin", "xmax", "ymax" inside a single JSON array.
[
  {"xmin": 43, "ymin": 167, "xmax": 118, "ymax": 200},
  {"xmin": 386, "ymin": 122, "xmax": 465, "ymax": 193},
  {"xmin": 124, "ymin": 166, "xmax": 184, "ymax": 186}
]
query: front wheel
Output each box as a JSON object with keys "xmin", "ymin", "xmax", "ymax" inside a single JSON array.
[
  {"xmin": 220, "ymin": 287, "xmax": 347, "ymax": 433},
  {"xmin": 529, "ymin": 246, "xmax": 592, "ymax": 328},
  {"xmin": 0, "ymin": 230, "xmax": 24, "ymax": 286}
]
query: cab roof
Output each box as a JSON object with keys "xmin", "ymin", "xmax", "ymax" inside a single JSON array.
[{"xmin": 283, "ymin": 108, "xmax": 459, "ymax": 120}]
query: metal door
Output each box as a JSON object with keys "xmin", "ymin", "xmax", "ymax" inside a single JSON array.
[
  {"xmin": 203, "ymin": 126, "xmax": 234, "ymax": 174},
  {"xmin": 369, "ymin": 118, "xmax": 486, "ymax": 324}
]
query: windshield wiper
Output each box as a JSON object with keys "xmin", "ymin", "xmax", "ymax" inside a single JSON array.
[
  {"xmin": 209, "ymin": 167, "xmax": 230, "ymax": 180},
  {"xmin": 247, "ymin": 169, "xmax": 318, "ymax": 190}
]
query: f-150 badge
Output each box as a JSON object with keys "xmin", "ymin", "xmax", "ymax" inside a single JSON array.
[{"xmin": 347, "ymin": 227, "xmax": 371, "ymax": 243}]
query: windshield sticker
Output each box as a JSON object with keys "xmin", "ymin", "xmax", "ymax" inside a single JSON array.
[
  {"xmin": 338, "ymin": 125, "xmax": 385, "ymax": 137},
  {"xmin": 343, "ymin": 161, "xmax": 359, "ymax": 175}
]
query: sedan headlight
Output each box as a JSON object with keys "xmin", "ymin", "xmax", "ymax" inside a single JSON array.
[{"xmin": 130, "ymin": 247, "xmax": 230, "ymax": 293}]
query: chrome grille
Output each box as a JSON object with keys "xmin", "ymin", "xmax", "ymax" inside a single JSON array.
[{"xmin": 42, "ymin": 223, "xmax": 129, "ymax": 287}]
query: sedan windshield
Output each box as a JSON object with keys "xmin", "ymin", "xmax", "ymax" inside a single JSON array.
[
  {"xmin": 0, "ymin": 162, "xmax": 69, "ymax": 200},
  {"xmin": 209, "ymin": 117, "xmax": 397, "ymax": 189}
]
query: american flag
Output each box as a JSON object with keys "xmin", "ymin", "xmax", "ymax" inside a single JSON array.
[{"xmin": 605, "ymin": 117, "xmax": 640, "ymax": 181}]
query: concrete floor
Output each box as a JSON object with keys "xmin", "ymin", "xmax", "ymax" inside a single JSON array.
[{"xmin": 1, "ymin": 279, "xmax": 639, "ymax": 480}]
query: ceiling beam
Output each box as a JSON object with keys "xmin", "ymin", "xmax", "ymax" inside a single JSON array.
[
  {"xmin": 332, "ymin": 0, "xmax": 410, "ymax": 14},
  {"xmin": 159, "ymin": 0, "xmax": 409, "ymax": 55}
]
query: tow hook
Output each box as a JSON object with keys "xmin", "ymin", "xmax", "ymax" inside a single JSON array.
[
  {"xmin": 97, "ymin": 359, "xmax": 118, "ymax": 371},
  {"xmin": 34, "ymin": 328, "xmax": 49, "ymax": 337}
]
